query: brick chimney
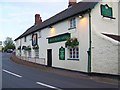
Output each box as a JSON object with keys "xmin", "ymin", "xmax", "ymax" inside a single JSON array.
[
  {"xmin": 68, "ymin": 0, "xmax": 77, "ymax": 7},
  {"xmin": 35, "ymin": 14, "xmax": 42, "ymax": 25}
]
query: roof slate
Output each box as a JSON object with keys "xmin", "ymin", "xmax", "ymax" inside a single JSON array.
[{"xmin": 15, "ymin": 1, "xmax": 98, "ymax": 41}]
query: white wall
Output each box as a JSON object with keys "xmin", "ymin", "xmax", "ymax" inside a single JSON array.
[
  {"xmin": 44, "ymin": 14, "xmax": 89, "ymax": 72},
  {"xmin": 15, "ymin": 13, "xmax": 90, "ymax": 72},
  {"xmin": 91, "ymin": 1, "xmax": 118, "ymax": 35},
  {"xmin": 91, "ymin": 1, "xmax": 119, "ymax": 75},
  {"xmin": 15, "ymin": 1, "xmax": 119, "ymax": 74}
]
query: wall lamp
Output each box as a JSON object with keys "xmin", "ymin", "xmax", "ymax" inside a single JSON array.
[
  {"xmin": 49, "ymin": 26, "xmax": 53, "ymax": 29},
  {"xmin": 79, "ymin": 15, "xmax": 84, "ymax": 19}
]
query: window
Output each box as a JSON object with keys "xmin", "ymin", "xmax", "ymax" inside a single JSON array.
[
  {"xmin": 35, "ymin": 49, "xmax": 39, "ymax": 58},
  {"xmin": 24, "ymin": 36, "xmax": 26, "ymax": 42},
  {"xmin": 68, "ymin": 47, "xmax": 79, "ymax": 60},
  {"xmin": 39, "ymin": 31, "xmax": 42, "ymax": 38},
  {"xmin": 30, "ymin": 35, "xmax": 32, "ymax": 40},
  {"xmin": 69, "ymin": 18, "xmax": 76, "ymax": 29},
  {"xmin": 24, "ymin": 50, "xmax": 27, "ymax": 57},
  {"xmin": 28, "ymin": 51, "xmax": 31, "ymax": 58}
]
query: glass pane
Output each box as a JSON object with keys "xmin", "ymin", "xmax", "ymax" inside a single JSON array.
[
  {"xmin": 77, "ymin": 55, "xmax": 79, "ymax": 58},
  {"xmin": 70, "ymin": 20, "xmax": 72, "ymax": 28},
  {"xmin": 73, "ymin": 54, "xmax": 75, "ymax": 58},
  {"xmin": 73, "ymin": 51, "xmax": 75, "ymax": 54},
  {"xmin": 76, "ymin": 47, "xmax": 79, "ymax": 51},
  {"xmin": 70, "ymin": 49, "xmax": 72, "ymax": 52}
]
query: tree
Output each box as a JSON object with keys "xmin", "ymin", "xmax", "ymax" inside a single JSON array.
[{"xmin": 3, "ymin": 37, "xmax": 15, "ymax": 51}]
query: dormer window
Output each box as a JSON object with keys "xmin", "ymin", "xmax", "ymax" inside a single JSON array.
[{"xmin": 69, "ymin": 18, "xmax": 76, "ymax": 29}]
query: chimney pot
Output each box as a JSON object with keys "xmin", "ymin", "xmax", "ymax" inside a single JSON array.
[
  {"xmin": 68, "ymin": 0, "xmax": 77, "ymax": 7},
  {"xmin": 35, "ymin": 14, "xmax": 42, "ymax": 25}
]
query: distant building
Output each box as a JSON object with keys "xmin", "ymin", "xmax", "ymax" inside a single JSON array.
[{"xmin": 15, "ymin": 0, "xmax": 119, "ymax": 75}]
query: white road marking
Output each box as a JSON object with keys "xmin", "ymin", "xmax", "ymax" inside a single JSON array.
[
  {"xmin": 36, "ymin": 82, "xmax": 62, "ymax": 90},
  {"xmin": 2, "ymin": 69, "xmax": 22, "ymax": 78}
]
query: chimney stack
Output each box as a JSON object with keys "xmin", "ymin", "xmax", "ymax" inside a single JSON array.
[
  {"xmin": 35, "ymin": 14, "xmax": 42, "ymax": 25},
  {"xmin": 68, "ymin": 0, "xmax": 77, "ymax": 7}
]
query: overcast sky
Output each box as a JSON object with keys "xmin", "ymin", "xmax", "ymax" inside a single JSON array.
[{"xmin": 0, "ymin": 0, "xmax": 83, "ymax": 43}]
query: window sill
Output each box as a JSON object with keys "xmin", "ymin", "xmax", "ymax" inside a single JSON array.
[
  {"xmin": 68, "ymin": 27, "xmax": 76, "ymax": 30},
  {"xmin": 67, "ymin": 58, "xmax": 79, "ymax": 61}
]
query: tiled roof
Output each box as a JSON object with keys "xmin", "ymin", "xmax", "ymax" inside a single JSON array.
[{"xmin": 15, "ymin": 1, "xmax": 98, "ymax": 41}]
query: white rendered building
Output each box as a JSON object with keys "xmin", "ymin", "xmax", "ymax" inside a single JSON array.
[{"xmin": 15, "ymin": 0, "xmax": 119, "ymax": 75}]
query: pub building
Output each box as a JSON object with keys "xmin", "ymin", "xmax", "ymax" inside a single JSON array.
[{"xmin": 15, "ymin": 0, "xmax": 119, "ymax": 75}]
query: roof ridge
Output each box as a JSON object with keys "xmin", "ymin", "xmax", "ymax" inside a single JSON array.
[{"xmin": 15, "ymin": 1, "xmax": 98, "ymax": 41}]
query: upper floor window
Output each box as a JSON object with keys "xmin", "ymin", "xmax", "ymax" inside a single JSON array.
[
  {"xmin": 24, "ymin": 36, "xmax": 26, "ymax": 42},
  {"xmin": 69, "ymin": 18, "xmax": 76, "ymax": 29},
  {"xmin": 39, "ymin": 30, "xmax": 42, "ymax": 38}
]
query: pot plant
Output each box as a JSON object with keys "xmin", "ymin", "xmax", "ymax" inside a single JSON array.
[
  {"xmin": 33, "ymin": 45, "xmax": 39, "ymax": 50},
  {"xmin": 65, "ymin": 38, "xmax": 79, "ymax": 48}
]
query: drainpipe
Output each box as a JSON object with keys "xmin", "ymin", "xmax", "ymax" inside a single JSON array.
[
  {"xmin": 20, "ymin": 39, "xmax": 21, "ymax": 57},
  {"xmin": 87, "ymin": 9, "xmax": 92, "ymax": 73}
]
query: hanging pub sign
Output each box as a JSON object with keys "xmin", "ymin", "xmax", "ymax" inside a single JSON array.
[
  {"xmin": 59, "ymin": 47, "xmax": 65, "ymax": 60},
  {"xmin": 32, "ymin": 33, "xmax": 38, "ymax": 46},
  {"xmin": 47, "ymin": 33, "xmax": 71, "ymax": 44},
  {"xmin": 100, "ymin": 4, "xmax": 115, "ymax": 19}
]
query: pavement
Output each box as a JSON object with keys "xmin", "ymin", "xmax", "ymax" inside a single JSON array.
[{"xmin": 10, "ymin": 53, "xmax": 119, "ymax": 86}]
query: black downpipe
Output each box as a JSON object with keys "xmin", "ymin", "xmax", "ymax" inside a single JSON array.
[{"xmin": 87, "ymin": 9, "xmax": 92, "ymax": 73}]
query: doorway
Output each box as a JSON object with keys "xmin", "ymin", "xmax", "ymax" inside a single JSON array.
[{"xmin": 47, "ymin": 49, "xmax": 52, "ymax": 67}]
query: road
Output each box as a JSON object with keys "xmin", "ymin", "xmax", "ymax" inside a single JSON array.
[{"xmin": 2, "ymin": 53, "xmax": 118, "ymax": 89}]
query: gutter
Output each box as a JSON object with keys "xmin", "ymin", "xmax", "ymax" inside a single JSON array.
[{"xmin": 87, "ymin": 9, "xmax": 92, "ymax": 73}]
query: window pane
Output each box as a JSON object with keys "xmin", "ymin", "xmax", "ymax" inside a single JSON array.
[
  {"xmin": 77, "ymin": 55, "xmax": 79, "ymax": 58},
  {"xmin": 73, "ymin": 18, "xmax": 76, "ymax": 28},
  {"xmin": 73, "ymin": 54, "xmax": 75, "ymax": 58},
  {"xmin": 70, "ymin": 49, "xmax": 72, "ymax": 52},
  {"xmin": 76, "ymin": 47, "xmax": 79, "ymax": 51},
  {"xmin": 70, "ymin": 18, "xmax": 76, "ymax": 28},
  {"xmin": 68, "ymin": 47, "xmax": 79, "ymax": 59},
  {"xmin": 35, "ymin": 49, "xmax": 39, "ymax": 58}
]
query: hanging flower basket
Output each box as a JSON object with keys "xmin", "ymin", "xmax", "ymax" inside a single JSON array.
[
  {"xmin": 65, "ymin": 38, "xmax": 79, "ymax": 48},
  {"xmin": 33, "ymin": 45, "xmax": 39, "ymax": 50},
  {"xmin": 17, "ymin": 46, "xmax": 21, "ymax": 50},
  {"xmin": 25, "ymin": 46, "xmax": 31, "ymax": 51}
]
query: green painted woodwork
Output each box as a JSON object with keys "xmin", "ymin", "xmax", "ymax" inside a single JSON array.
[
  {"xmin": 48, "ymin": 33, "xmax": 70, "ymax": 44},
  {"xmin": 101, "ymin": 4, "xmax": 113, "ymax": 18},
  {"xmin": 59, "ymin": 47, "xmax": 65, "ymax": 60}
]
